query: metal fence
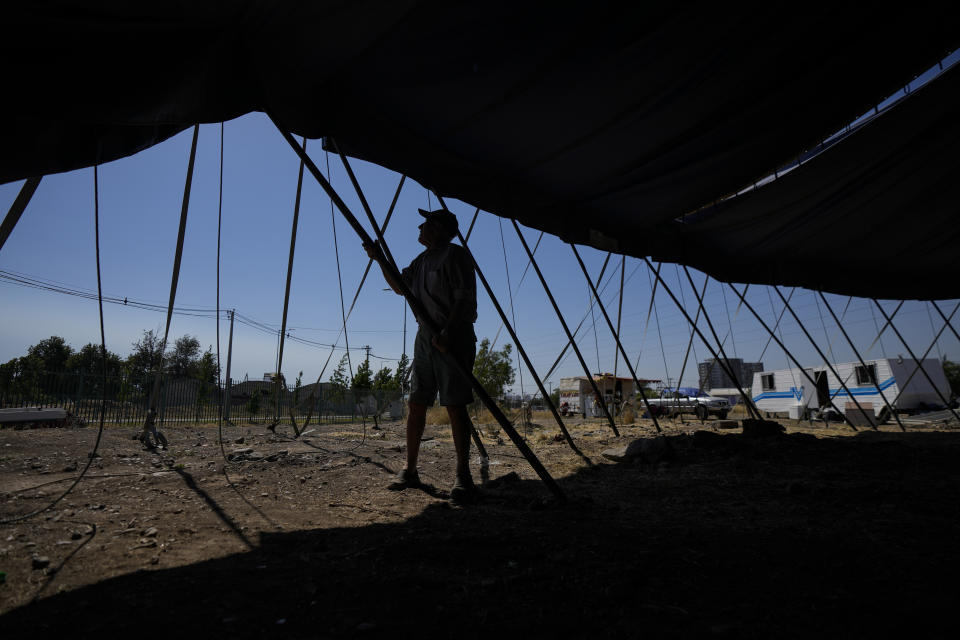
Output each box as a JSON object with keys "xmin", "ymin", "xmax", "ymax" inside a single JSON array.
[{"xmin": 0, "ymin": 369, "xmax": 404, "ymax": 427}]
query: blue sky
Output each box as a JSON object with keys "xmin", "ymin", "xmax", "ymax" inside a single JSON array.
[{"xmin": 2, "ymin": 112, "xmax": 958, "ymax": 394}]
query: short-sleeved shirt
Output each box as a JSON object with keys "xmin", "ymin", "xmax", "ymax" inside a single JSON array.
[{"xmin": 401, "ymin": 243, "xmax": 477, "ymax": 330}]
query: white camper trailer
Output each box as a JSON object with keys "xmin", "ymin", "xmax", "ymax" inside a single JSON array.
[{"xmin": 750, "ymin": 358, "xmax": 950, "ymax": 420}]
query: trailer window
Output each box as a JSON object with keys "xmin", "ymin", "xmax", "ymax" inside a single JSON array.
[
  {"xmin": 855, "ymin": 364, "xmax": 877, "ymax": 386},
  {"xmin": 761, "ymin": 374, "xmax": 775, "ymax": 391}
]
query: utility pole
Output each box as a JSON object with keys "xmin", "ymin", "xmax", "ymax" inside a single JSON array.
[
  {"xmin": 223, "ymin": 309, "xmax": 235, "ymax": 423},
  {"xmin": 363, "ymin": 345, "xmax": 371, "ymax": 367}
]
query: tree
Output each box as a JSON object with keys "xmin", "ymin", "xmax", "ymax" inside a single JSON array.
[
  {"xmin": 66, "ymin": 343, "xmax": 123, "ymax": 378},
  {"xmin": 0, "ymin": 356, "xmax": 40, "ymax": 399},
  {"xmin": 371, "ymin": 365, "xmax": 399, "ymax": 426},
  {"xmin": 246, "ymin": 386, "xmax": 261, "ymax": 421},
  {"xmin": 167, "ymin": 335, "xmax": 201, "ymax": 378},
  {"xmin": 328, "ymin": 354, "xmax": 351, "ymax": 402},
  {"xmin": 352, "ymin": 359, "xmax": 373, "ymax": 393},
  {"xmin": 27, "ymin": 336, "xmax": 73, "ymax": 372},
  {"xmin": 127, "ymin": 329, "xmax": 164, "ymax": 388},
  {"xmin": 944, "ymin": 357, "xmax": 960, "ymax": 398},
  {"xmin": 549, "ymin": 387, "xmax": 560, "ymax": 408},
  {"xmin": 373, "ymin": 366, "xmax": 397, "ymax": 391},
  {"xmin": 194, "ymin": 347, "xmax": 219, "ymax": 418},
  {"xmin": 393, "ymin": 353, "xmax": 410, "ymax": 392},
  {"xmin": 473, "ymin": 338, "xmax": 515, "ymax": 402},
  {"xmin": 641, "ymin": 385, "xmax": 659, "ymax": 399}
]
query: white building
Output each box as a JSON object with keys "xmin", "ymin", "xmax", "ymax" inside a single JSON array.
[{"xmin": 557, "ymin": 373, "xmax": 659, "ymax": 417}]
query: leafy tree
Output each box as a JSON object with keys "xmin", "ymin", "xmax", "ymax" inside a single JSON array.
[
  {"xmin": 27, "ymin": 336, "xmax": 73, "ymax": 372},
  {"xmin": 0, "ymin": 356, "xmax": 39, "ymax": 399},
  {"xmin": 370, "ymin": 365, "xmax": 399, "ymax": 426},
  {"xmin": 195, "ymin": 347, "xmax": 218, "ymax": 384},
  {"xmin": 944, "ymin": 357, "xmax": 960, "ymax": 398},
  {"xmin": 393, "ymin": 353, "xmax": 410, "ymax": 392},
  {"xmin": 66, "ymin": 343, "xmax": 123, "ymax": 378},
  {"xmin": 270, "ymin": 372, "xmax": 287, "ymax": 420},
  {"xmin": 549, "ymin": 387, "xmax": 560, "ymax": 408},
  {"xmin": 194, "ymin": 347, "xmax": 219, "ymax": 418},
  {"xmin": 167, "ymin": 335, "xmax": 201, "ymax": 378},
  {"xmin": 328, "ymin": 354, "xmax": 351, "ymax": 402},
  {"xmin": 352, "ymin": 359, "xmax": 373, "ymax": 392},
  {"xmin": 292, "ymin": 371, "xmax": 303, "ymax": 408},
  {"xmin": 246, "ymin": 386, "xmax": 261, "ymax": 421},
  {"xmin": 373, "ymin": 366, "xmax": 397, "ymax": 391},
  {"xmin": 473, "ymin": 338, "xmax": 515, "ymax": 402},
  {"xmin": 64, "ymin": 343, "xmax": 123, "ymax": 400},
  {"xmin": 641, "ymin": 385, "xmax": 659, "ymax": 399},
  {"xmin": 127, "ymin": 329, "xmax": 164, "ymax": 387}
]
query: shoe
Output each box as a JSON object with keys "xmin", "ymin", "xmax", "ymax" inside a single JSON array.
[
  {"xmin": 387, "ymin": 468, "xmax": 421, "ymax": 491},
  {"xmin": 449, "ymin": 473, "xmax": 478, "ymax": 504}
]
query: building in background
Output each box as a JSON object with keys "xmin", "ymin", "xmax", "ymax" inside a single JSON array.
[
  {"xmin": 557, "ymin": 374, "xmax": 660, "ymax": 418},
  {"xmin": 698, "ymin": 358, "xmax": 764, "ymax": 394}
]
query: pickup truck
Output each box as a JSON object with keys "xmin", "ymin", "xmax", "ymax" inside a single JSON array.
[{"xmin": 643, "ymin": 393, "xmax": 730, "ymax": 420}]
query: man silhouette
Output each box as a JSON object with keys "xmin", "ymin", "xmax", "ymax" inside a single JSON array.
[{"xmin": 363, "ymin": 208, "xmax": 479, "ymax": 503}]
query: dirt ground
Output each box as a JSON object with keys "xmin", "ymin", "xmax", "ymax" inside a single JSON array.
[{"xmin": 2, "ymin": 413, "xmax": 959, "ymax": 638}]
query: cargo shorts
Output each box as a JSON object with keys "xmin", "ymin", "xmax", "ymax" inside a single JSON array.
[{"xmin": 408, "ymin": 326, "xmax": 476, "ymax": 407}]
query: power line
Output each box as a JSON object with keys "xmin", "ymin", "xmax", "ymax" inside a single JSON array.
[{"xmin": 0, "ymin": 268, "xmax": 401, "ymax": 362}]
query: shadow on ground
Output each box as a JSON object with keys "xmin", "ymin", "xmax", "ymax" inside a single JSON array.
[{"xmin": 3, "ymin": 430, "xmax": 959, "ymax": 638}]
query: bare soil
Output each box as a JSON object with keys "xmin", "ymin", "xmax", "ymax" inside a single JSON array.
[{"xmin": 1, "ymin": 415, "xmax": 959, "ymax": 638}]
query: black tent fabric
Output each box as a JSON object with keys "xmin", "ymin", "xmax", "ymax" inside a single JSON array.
[
  {"xmin": 2, "ymin": 2, "xmax": 958, "ymax": 298},
  {"xmin": 655, "ymin": 62, "xmax": 960, "ymax": 301}
]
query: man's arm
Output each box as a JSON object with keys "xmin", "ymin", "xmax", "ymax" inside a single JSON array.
[{"xmin": 362, "ymin": 241, "xmax": 404, "ymax": 295}]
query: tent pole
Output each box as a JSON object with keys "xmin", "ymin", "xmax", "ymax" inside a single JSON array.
[
  {"xmin": 673, "ymin": 266, "xmax": 760, "ymax": 419},
  {"xmin": 511, "ymin": 220, "xmax": 619, "ymax": 436},
  {"xmin": 299, "ymin": 174, "xmax": 406, "ymax": 433},
  {"xmin": 272, "ymin": 119, "xmax": 564, "ymax": 501},
  {"xmin": 143, "ymin": 124, "xmax": 200, "ymax": 445},
  {"xmin": 774, "ymin": 286, "xmax": 878, "ymax": 430},
  {"xmin": 726, "ymin": 283, "xmax": 861, "ymax": 431},
  {"xmin": 818, "ymin": 292, "xmax": 906, "ymax": 431},
  {"xmin": 331, "ymin": 139, "xmax": 400, "ymax": 274},
  {"xmin": 674, "ymin": 273, "xmax": 709, "ymax": 422},
  {"xmin": 271, "ymin": 137, "xmax": 306, "ymax": 436},
  {"xmin": 613, "ymin": 256, "xmax": 625, "ymax": 381},
  {"xmin": 930, "ymin": 300, "xmax": 960, "ymax": 346},
  {"xmin": 0, "ymin": 176, "xmax": 41, "ymax": 253},
  {"xmin": 464, "ymin": 207, "xmax": 480, "ymax": 243},
  {"xmin": 434, "ymin": 196, "xmax": 586, "ymax": 459},
  {"xmin": 333, "ymin": 149, "xmax": 486, "ymax": 456},
  {"xmin": 541, "ymin": 252, "xmax": 612, "ymax": 384},
  {"xmin": 632, "ymin": 261, "xmax": 666, "ymax": 374},
  {"xmin": 877, "ymin": 300, "xmax": 960, "ymax": 421},
  {"xmin": 571, "ymin": 245, "xmax": 663, "ymax": 433},
  {"xmin": 866, "ymin": 300, "xmax": 904, "ymax": 354}
]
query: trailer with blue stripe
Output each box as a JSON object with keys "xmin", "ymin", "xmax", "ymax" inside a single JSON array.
[{"xmin": 749, "ymin": 358, "xmax": 951, "ymax": 421}]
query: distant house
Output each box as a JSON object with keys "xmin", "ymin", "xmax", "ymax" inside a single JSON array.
[{"xmin": 557, "ymin": 374, "xmax": 660, "ymax": 418}]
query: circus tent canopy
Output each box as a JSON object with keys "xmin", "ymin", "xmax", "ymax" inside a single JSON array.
[{"xmin": 2, "ymin": 2, "xmax": 958, "ymax": 298}]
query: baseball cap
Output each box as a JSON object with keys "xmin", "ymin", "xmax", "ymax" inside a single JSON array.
[{"xmin": 418, "ymin": 208, "xmax": 459, "ymax": 238}]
